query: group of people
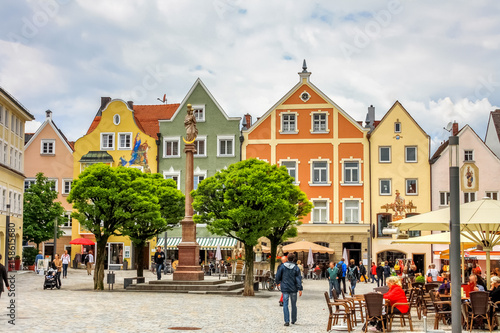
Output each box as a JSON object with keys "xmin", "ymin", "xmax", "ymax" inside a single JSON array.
[{"xmin": 326, "ymin": 258, "xmax": 364, "ymax": 297}]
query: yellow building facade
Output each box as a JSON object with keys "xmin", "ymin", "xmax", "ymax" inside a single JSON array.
[
  {"xmin": 368, "ymin": 101, "xmax": 432, "ymax": 273},
  {"xmin": 0, "ymin": 87, "xmax": 34, "ymax": 264},
  {"xmin": 71, "ymin": 99, "xmax": 158, "ymax": 269}
]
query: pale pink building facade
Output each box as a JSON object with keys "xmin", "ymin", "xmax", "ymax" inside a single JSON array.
[{"xmin": 24, "ymin": 110, "xmax": 74, "ymax": 257}]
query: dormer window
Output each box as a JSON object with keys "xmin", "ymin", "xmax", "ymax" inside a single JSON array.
[
  {"xmin": 192, "ymin": 105, "xmax": 205, "ymax": 122},
  {"xmin": 41, "ymin": 139, "xmax": 55, "ymax": 155},
  {"xmin": 395, "ymin": 122, "xmax": 401, "ymax": 133}
]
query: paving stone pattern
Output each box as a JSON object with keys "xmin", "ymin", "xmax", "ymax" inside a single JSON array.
[{"xmin": 0, "ymin": 269, "xmax": 489, "ymax": 332}]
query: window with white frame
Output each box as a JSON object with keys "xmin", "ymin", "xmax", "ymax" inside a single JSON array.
[
  {"xmin": 16, "ymin": 192, "xmax": 22, "ymax": 214},
  {"xmin": 3, "ymin": 143, "xmax": 7, "ymax": 164},
  {"xmin": 217, "ymin": 136, "xmax": 234, "ymax": 157},
  {"xmin": 0, "ymin": 105, "xmax": 3, "ymax": 124},
  {"xmin": 4, "ymin": 109, "xmax": 8, "ymax": 128},
  {"xmin": 48, "ymin": 179, "xmax": 58, "ymax": 193},
  {"xmin": 12, "ymin": 193, "xmax": 17, "ymax": 213},
  {"xmin": 41, "ymin": 139, "xmax": 55, "ymax": 155},
  {"xmin": 163, "ymin": 170, "xmax": 181, "ymax": 190},
  {"xmin": 163, "ymin": 137, "xmax": 180, "ymax": 158},
  {"xmin": 194, "ymin": 137, "xmax": 206, "ymax": 157},
  {"xmin": 118, "ymin": 133, "xmax": 132, "ymax": 150},
  {"xmin": 343, "ymin": 200, "xmax": 360, "ymax": 224},
  {"xmin": 312, "ymin": 200, "xmax": 328, "ymax": 223},
  {"xmin": 9, "ymin": 147, "xmax": 13, "ymax": 167},
  {"xmin": 100, "ymin": 133, "xmax": 114, "ymax": 150},
  {"xmin": 18, "ymin": 152, "xmax": 22, "ymax": 171},
  {"xmin": 464, "ymin": 192, "xmax": 476, "ymax": 203},
  {"xmin": 63, "ymin": 212, "xmax": 72, "ymax": 227},
  {"xmin": 405, "ymin": 146, "xmax": 417, "ymax": 163},
  {"xmin": 464, "ymin": 150, "xmax": 474, "ymax": 161},
  {"xmin": 192, "ymin": 105, "xmax": 205, "ymax": 122},
  {"xmin": 24, "ymin": 179, "xmax": 36, "ymax": 191},
  {"xmin": 312, "ymin": 161, "xmax": 328, "ymax": 184},
  {"xmin": 343, "ymin": 161, "xmax": 360, "ymax": 184},
  {"xmin": 1, "ymin": 188, "xmax": 5, "ymax": 211},
  {"xmin": 379, "ymin": 146, "xmax": 391, "ymax": 163},
  {"xmin": 63, "ymin": 179, "xmax": 72, "ymax": 195},
  {"xmin": 406, "ymin": 179, "xmax": 418, "ymax": 195},
  {"xmin": 440, "ymin": 191, "xmax": 450, "ymax": 206},
  {"xmin": 395, "ymin": 122, "xmax": 401, "ymax": 133},
  {"xmin": 311, "ymin": 113, "xmax": 327, "ymax": 133},
  {"xmin": 281, "ymin": 113, "xmax": 297, "ymax": 133},
  {"xmin": 281, "ymin": 160, "xmax": 297, "ymax": 183},
  {"xmin": 194, "ymin": 175, "xmax": 205, "ymax": 190},
  {"xmin": 486, "ymin": 191, "xmax": 499, "ymax": 200},
  {"xmin": 380, "ymin": 179, "xmax": 391, "ymax": 195},
  {"xmin": 10, "ymin": 115, "xmax": 14, "ymax": 132}
]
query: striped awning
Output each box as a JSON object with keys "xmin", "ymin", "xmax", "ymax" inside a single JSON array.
[{"xmin": 156, "ymin": 237, "xmax": 236, "ymax": 250}]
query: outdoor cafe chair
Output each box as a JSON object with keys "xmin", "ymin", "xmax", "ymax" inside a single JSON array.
[
  {"xmin": 466, "ymin": 291, "xmax": 493, "ymax": 332},
  {"xmin": 324, "ymin": 291, "xmax": 352, "ymax": 332},
  {"xmin": 373, "ymin": 286, "xmax": 389, "ymax": 294},
  {"xmin": 333, "ymin": 289, "xmax": 358, "ymax": 326},
  {"xmin": 387, "ymin": 301, "xmax": 413, "ymax": 331},
  {"xmin": 363, "ymin": 292, "xmax": 386, "ymax": 333},
  {"xmin": 408, "ymin": 287, "xmax": 422, "ymax": 320},
  {"xmin": 429, "ymin": 290, "xmax": 452, "ymax": 330}
]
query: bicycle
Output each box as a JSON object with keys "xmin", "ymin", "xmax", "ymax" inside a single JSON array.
[
  {"xmin": 164, "ymin": 262, "xmax": 174, "ymax": 275},
  {"xmin": 267, "ymin": 275, "xmax": 281, "ymax": 291}
]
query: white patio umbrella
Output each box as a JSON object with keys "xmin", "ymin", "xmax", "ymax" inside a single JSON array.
[
  {"xmin": 215, "ymin": 244, "xmax": 222, "ymax": 262},
  {"xmin": 307, "ymin": 247, "xmax": 314, "ymax": 268},
  {"xmin": 391, "ymin": 198, "xmax": 500, "ymax": 288},
  {"xmin": 342, "ymin": 247, "xmax": 348, "ymax": 262}
]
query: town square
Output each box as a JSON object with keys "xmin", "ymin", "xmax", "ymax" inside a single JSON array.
[{"xmin": 2, "ymin": 1, "xmax": 500, "ymax": 332}]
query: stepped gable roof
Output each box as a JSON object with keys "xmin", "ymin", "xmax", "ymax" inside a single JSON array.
[{"xmin": 133, "ymin": 103, "xmax": 179, "ymax": 138}]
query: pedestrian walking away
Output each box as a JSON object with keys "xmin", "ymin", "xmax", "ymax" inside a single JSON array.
[
  {"xmin": 347, "ymin": 259, "xmax": 359, "ymax": 296},
  {"xmin": 0, "ymin": 255, "xmax": 10, "ymax": 298},
  {"xmin": 383, "ymin": 261, "xmax": 391, "ymax": 286},
  {"xmin": 359, "ymin": 261, "xmax": 367, "ymax": 284},
  {"xmin": 277, "ymin": 256, "xmax": 288, "ymax": 306},
  {"xmin": 275, "ymin": 253, "xmax": 303, "ymax": 326},
  {"xmin": 86, "ymin": 250, "xmax": 94, "ymax": 276},
  {"xmin": 154, "ymin": 246, "xmax": 165, "ymax": 280},
  {"xmin": 370, "ymin": 262, "xmax": 378, "ymax": 284},
  {"xmin": 35, "ymin": 250, "xmax": 43, "ymax": 273},
  {"xmin": 52, "ymin": 254, "xmax": 62, "ymax": 289},
  {"xmin": 61, "ymin": 250, "xmax": 70, "ymax": 278},
  {"xmin": 376, "ymin": 262, "xmax": 384, "ymax": 287}
]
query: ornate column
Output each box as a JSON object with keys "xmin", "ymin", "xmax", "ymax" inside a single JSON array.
[{"xmin": 173, "ymin": 104, "xmax": 204, "ymax": 281}]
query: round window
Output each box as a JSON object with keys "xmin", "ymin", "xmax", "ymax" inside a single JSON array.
[{"xmin": 113, "ymin": 114, "xmax": 120, "ymax": 125}]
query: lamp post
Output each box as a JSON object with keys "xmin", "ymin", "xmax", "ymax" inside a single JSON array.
[
  {"xmin": 449, "ymin": 135, "xmax": 461, "ymax": 333},
  {"xmin": 4, "ymin": 204, "xmax": 10, "ymax": 268}
]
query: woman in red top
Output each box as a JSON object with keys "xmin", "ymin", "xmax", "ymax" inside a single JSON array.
[
  {"xmin": 383, "ymin": 276, "xmax": 409, "ymax": 314},
  {"xmin": 370, "ymin": 262, "xmax": 378, "ymax": 284}
]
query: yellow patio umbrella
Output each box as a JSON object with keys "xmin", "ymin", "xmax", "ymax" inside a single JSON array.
[
  {"xmin": 282, "ymin": 240, "xmax": 335, "ymax": 254},
  {"xmin": 391, "ymin": 199, "xmax": 500, "ymax": 288}
]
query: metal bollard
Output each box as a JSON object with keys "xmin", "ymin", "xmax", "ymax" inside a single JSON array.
[
  {"xmin": 423, "ymin": 316, "xmax": 427, "ymax": 333},
  {"xmin": 107, "ymin": 271, "xmax": 115, "ymax": 290}
]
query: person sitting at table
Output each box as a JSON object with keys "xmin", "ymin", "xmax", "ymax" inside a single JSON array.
[
  {"xmin": 383, "ymin": 276, "xmax": 409, "ymax": 315},
  {"xmin": 438, "ymin": 273, "xmax": 451, "ymax": 295},
  {"xmin": 490, "ymin": 276, "xmax": 500, "ymax": 304},
  {"xmin": 469, "ymin": 274, "xmax": 485, "ymax": 291}
]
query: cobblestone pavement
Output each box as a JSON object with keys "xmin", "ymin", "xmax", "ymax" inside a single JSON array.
[{"xmin": 0, "ymin": 269, "xmax": 490, "ymax": 332}]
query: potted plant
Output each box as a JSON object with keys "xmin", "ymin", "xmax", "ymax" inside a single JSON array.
[
  {"xmin": 415, "ymin": 275, "xmax": 425, "ymax": 284},
  {"xmin": 14, "ymin": 255, "xmax": 21, "ymax": 271},
  {"xmin": 22, "ymin": 247, "xmax": 38, "ymax": 271}
]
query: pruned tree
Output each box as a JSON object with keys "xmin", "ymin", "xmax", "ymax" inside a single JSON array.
[
  {"xmin": 120, "ymin": 173, "xmax": 184, "ymax": 277},
  {"xmin": 192, "ymin": 159, "xmax": 308, "ymax": 296},
  {"xmin": 23, "ymin": 172, "xmax": 65, "ymax": 250}
]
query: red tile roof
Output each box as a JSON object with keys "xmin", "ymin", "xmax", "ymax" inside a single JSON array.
[
  {"xmin": 133, "ymin": 104, "xmax": 179, "ymax": 138},
  {"xmin": 86, "ymin": 116, "xmax": 101, "ymax": 135}
]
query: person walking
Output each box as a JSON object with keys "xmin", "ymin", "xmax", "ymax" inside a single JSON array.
[
  {"xmin": 327, "ymin": 261, "xmax": 340, "ymax": 298},
  {"xmin": 61, "ymin": 250, "xmax": 70, "ymax": 278},
  {"xmin": 277, "ymin": 256, "xmax": 288, "ymax": 306},
  {"xmin": 35, "ymin": 250, "xmax": 43, "ymax": 273},
  {"xmin": 359, "ymin": 261, "xmax": 367, "ymax": 284},
  {"xmin": 383, "ymin": 261, "xmax": 391, "ymax": 284},
  {"xmin": 154, "ymin": 246, "xmax": 165, "ymax": 281},
  {"xmin": 86, "ymin": 250, "xmax": 94, "ymax": 276},
  {"xmin": 275, "ymin": 253, "xmax": 303, "ymax": 327},
  {"xmin": 0, "ymin": 255, "xmax": 10, "ymax": 298},
  {"xmin": 376, "ymin": 262, "xmax": 384, "ymax": 287},
  {"xmin": 347, "ymin": 259, "xmax": 359, "ymax": 296},
  {"xmin": 338, "ymin": 257, "xmax": 347, "ymax": 294},
  {"xmin": 370, "ymin": 262, "xmax": 378, "ymax": 284},
  {"xmin": 52, "ymin": 254, "xmax": 62, "ymax": 289}
]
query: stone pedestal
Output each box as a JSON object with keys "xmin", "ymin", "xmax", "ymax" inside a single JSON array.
[{"xmin": 173, "ymin": 142, "xmax": 203, "ymax": 281}]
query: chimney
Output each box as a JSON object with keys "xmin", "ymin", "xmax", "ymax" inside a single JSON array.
[
  {"xmin": 127, "ymin": 101, "xmax": 134, "ymax": 109},
  {"xmin": 45, "ymin": 109, "xmax": 52, "ymax": 120},
  {"xmin": 244, "ymin": 114, "xmax": 252, "ymax": 128},
  {"xmin": 452, "ymin": 122, "xmax": 459, "ymax": 136},
  {"xmin": 365, "ymin": 105, "xmax": 375, "ymax": 129}
]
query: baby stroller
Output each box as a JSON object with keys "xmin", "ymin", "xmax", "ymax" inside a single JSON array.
[{"xmin": 43, "ymin": 268, "xmax": 57, "ymax": 290}]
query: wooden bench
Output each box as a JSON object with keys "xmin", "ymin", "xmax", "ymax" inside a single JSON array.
[{"xmin": 124, "ymin": 277, "xmax": 145, "ymax": 289}]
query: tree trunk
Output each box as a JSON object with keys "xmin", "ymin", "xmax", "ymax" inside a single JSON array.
[
  {"xmin": 94, "ymin": 240, "xmax": 107, "ymax": 290},
  {"xmin": 36, "ymin": 243, "xmax": 40, "ymax": 251},
  {"xmin": 243, "ymin": 243, "xmax": 255, "ymax": 296},
  {"xmin": 269, "ymin": 238, "xmax": 278, "ymax": 275},
  {"xmin": 135, "ymin": 242, "xmax": 145, "ymax": 278}
]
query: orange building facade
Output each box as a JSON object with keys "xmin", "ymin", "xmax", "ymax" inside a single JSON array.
[{"xmin": 242, "ymin": 65, "xmax": 370, "ymax": 263}]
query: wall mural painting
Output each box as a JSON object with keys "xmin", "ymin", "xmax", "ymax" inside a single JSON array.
[
  {"xmin": 460, "ymin": 163, "xmax": 479, "ymax": 192},
  {"xmin": 119, "ymin": 133, "xmax": 151, "ymax": 173}
]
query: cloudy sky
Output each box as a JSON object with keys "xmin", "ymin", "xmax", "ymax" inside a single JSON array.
[{"xmin": 1, "ymin": 0, "xmax": 499, "ymax": 153}]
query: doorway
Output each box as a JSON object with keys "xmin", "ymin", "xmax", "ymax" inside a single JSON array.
[
  {"xmin": 413, "ymin": 254, "xmax": 425, "ymax": 274},
  {"xmin": 343, "ymin": 242, "xmax": 361, "ymax": 264}
]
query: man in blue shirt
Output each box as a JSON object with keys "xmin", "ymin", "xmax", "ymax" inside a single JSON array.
[
  {"xmin": 276, "ymin": 253, "xmax": 303, "ymax": 326},
  {"xmin": 338, "ymin": 258, "xmax": 347, "ymax": 294},
  {"xmin": 35, "ymin": 250, "xmax": 43, "ymax": 273}
]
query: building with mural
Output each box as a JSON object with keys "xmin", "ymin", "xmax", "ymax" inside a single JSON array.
[
  {"xmin": 367, "ymin": 101, "xmax": 432, "ymax": 273},
  {"xmin": 72, "ymin": 98, "xmax": 162, "ymax": 269},
  {"xmin": 431, "ymin": 123, "xmax": 500, "ymax": 268},
  {"xmin": 24, "ymin": 110, "xmax": 75, "ymax": 258},
  {"xmin": 0, "ymin": 87, "xmax": 34, "ymax": 264},
  {"xmin": 154, "ymin": 79, "xmax": 240, "ymax": 262},
  {"xmin": 242, "ymin": 63, "xmax": 370, "ymax": 263}
]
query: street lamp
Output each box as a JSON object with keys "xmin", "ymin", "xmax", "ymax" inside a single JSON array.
[{"xmin": 449, "ymin": 135, "xmax": 461, "ymax": 333}]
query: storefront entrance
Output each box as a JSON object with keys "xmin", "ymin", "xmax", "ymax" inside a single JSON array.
[
  {"xmin": 343, "ymin": 242, "xmax": 361, "ymax": 264},
  {"xmin": 377, "ymin": 250, "xmax": 406, "ymax": 267}
]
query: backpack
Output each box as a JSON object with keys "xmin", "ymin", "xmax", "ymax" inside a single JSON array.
[{"xmin": 347, "ymin": 266, "xmax": 356, "ymax": 280}]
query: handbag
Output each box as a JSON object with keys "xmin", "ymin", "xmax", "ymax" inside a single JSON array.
[{"xmin": 427, "ymin": 272, "xmax": 433, "ymax": 283}]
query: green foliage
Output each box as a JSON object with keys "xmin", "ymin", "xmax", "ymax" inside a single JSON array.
[
  {"xmin": 23, "ymin": 247, "xmax": 39, "ymax": 266},
  {"xmin": 192, "ymin": 159, "xmax": 310, "ymax": 295},
  {"xmin": 23, "ymin": 172, "xmax": 65, "ymax": 247},
  {"xmin": 415, "ymin": 275, "xmax": 426, "ymax": 284}
]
